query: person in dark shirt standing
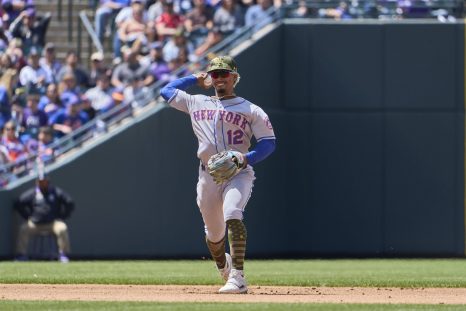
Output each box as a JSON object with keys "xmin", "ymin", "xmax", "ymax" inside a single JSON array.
[
  {"xmin": 9, "ymin": 8, "xmax": 51, "ymax": 54},
  {"xmin": 14, "ymin": 173, "xmax": 74, "ymax": 262}
]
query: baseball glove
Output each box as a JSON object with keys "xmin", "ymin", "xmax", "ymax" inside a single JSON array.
[{"xmin": 207, "ymin": 150, "xmax": 245, "ymax": 184}]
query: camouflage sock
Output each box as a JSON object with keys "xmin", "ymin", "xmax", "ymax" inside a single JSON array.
[
  {"xmin": 227, "ymin": 219, "xmax": 247, "ymax": 271},
  {"xmin": 206, "ymin": 236, "xmax": 226, "ymax": 269}
]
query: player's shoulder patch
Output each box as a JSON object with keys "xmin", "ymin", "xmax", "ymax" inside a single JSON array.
[{"xmin": 264, "ymin": 116, "xmax": 273, "ymax": 130}]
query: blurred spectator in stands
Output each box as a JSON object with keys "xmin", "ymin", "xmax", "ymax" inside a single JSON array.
[
  {"xmin": 141, "ymin": 40, "xmax": 160, "ymax": 65},
  {"xmin": 167, "ymin": 47, "xmax": 190, "ymax": 77},
  {"xmin": 85, "ymin": 73, "xmax": 115, "ymax": 113},
  {"xmin": 14, "ymin": 172, "xmax": 74, "ymax": 263},
  {"xmin": 95, "ymin": 0, "xmax": 131, "ymax": 42},
  {"xmin": 113, "ymin": 0, "xmax": 158, "ymax": 59},
  {"xmin": 111, "ymin": 87, "xmax": 125, "ymax": 106},
  {"xmin": 118, "ymin": 0, "xmax": 148, "ymax": 51},
  {"xmin": 25, "ymin": 125, "xmax": 55, "ymax": 164},
  {"xmin": 148, "ymin": 0, "xmax": 192, "ymax": 22},
  {"xmin": 163, "ymin": 29, "xmax": 195, "ymax": 62},
  {"xmin": 57, "ymin": 50, "xmax": 90, "ymax": 90},
  {"xmin": 19, "ymin": 46, "xmax": 51, "ymax": 93},
  {"xmin": 115, "ymin": 0, "xmax": 149, "ymax": 23},
  {"xmin": 184, "ymin": 0, "xmax": 213, "ymax": 48},
  {"xmin": 102, "ymin": 86, "xmax": 131, "ymax": 119},
  {"xmin": 397, "ymin": 0, "xmax": 420, "ymax": 18},
  {"xmin": 1, "ymin": 120, "xmax": 28, "ymax": 163},
  {"xmin": 238, "ymin": 0, "xmax": 253, "ymax": 12},
  {"xmin": 112, "ymin": 0, "xmax": 147, "ymax": 59},
  {"xmin": 289, "ymin": 0, "xmax": 310, "ymax": 18},
  {"xmin": 145, "ymin": 0, "xmax": 156, "ymax": 8},
  {"xmin": 194, "ymin": 0, "xmax": 244, "ymax": 56},
  {"xmin": 9, "ymin": 8, "xmax": 51, "ymax": 55},
  {"xmin": 0, "ymin": 53, "xmax": 14, "ymax": 74},
  {"xmin": 0, "ymin": 143, "xmax": 13, "ymax": 188},
  {"xmin": 21, "ymin": 93, "xmax": 47, "ymax": 140},
  {"xmin": 0, "ymin": 23, "xmax": 10, "ymax": 52},
  {"xmin": 148, "ymin": 0, "xmax": 164, "ymax": 21},
  {"xmin": 38, "ymin": 83, "xmax": 63, "ymax": 118},
  {"xmin": 111, "ymin": 45, "xmax": 153, "ymax": 89},
  {"xmin": 245, "ymin": 0, "xmax": 273, "ymax": 31},
  {"xmin": 39, "ymin": 42, "xmax": 62, "ymax": 85},
  {"xmin": 36, "ymin": 126, "xmax": 55, "ymax": 163},
  {"xmin": 150, "ymin": 0, "xmax": 192, "ymax": 16},
  {"xmin": 88, "ymin": 51, "xmax": 109, "ymax": 87},
  {"xmin": 318, "ymin": 1, "xmax": 352, "ymax": 20},
  {"xmin": 1, "ymin": 0, "xmax": 35, "ymax": 27},
  {"xmin": 6, "ymin": 38, "xmax": 26, "ymax": 70},
  {"xmin": 0, "ymin": 86, "xmax": 11, "ymax": 129},
  {"xmin": 154, "ymin": 0, "xmax": 184, "ymax": 41},
  {"xmin": 111, "ymin": 46, "xmax": 155, "ymax": 105},
  {"xmin": 176, "ymin": 0, "xmax": 194, "ymax": 15},
  {"xmin": 49, "ymin": 96, "xmax": 89, "ymax": 138},
  {"xmin": 0, "ymin": 142, "xmax": 10, "ymax": 165},
  {"xmin": 206, "ymin": 0, "xmax": 222, "ymax": 9},
  {"xmin": 361, "ymin": 0, "xmax": 378, "ymax": 19},
  {"xmin": 58, "ymin": 72, "xmax": 83, "ymax": 106},
  {"xmin": 9, "ymin": 94, "xmax": 24, "ymax": 127},
  {"xmin": 0, "ymin": 53, "xmax": 19, "ymax": 98},
  {"xmin": 80, "ymin": 95, "xmax": 96, "ymax": 120},
  {"xmin": 144, "ymin": 41, "xmax": 171, "ymax": 83}
]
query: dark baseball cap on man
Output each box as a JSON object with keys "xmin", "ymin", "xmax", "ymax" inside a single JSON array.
[{"xmin": 206, "ymin": 56, "xmax": 237, "ymax": 73}]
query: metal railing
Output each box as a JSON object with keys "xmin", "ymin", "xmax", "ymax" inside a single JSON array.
[
  {"xmin": 55, "ymin": 0, "xmax": 75, "ymax": 42},
  {"xmin": 78, "ymin": 10, "xmax": 104, "ymax": 57}
]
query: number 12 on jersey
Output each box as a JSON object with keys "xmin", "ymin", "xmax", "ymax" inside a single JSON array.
[{"xmin": 227, "ymin": 130, "xmax": 244, "ymax": 145}]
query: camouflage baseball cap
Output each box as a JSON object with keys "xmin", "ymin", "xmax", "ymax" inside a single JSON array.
[{"xmin": 207, "ymin": 56, "xmax": 238, "ymax": 73}]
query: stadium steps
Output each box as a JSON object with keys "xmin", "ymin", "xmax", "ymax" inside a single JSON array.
[{"xmin": 34, "ymin": 0, "xmax": 98, "ymax": 67}]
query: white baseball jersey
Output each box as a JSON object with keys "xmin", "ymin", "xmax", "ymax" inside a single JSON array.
[{"xmin": 169, "ymin": 90, "xmax": 275, "ymax": 165}]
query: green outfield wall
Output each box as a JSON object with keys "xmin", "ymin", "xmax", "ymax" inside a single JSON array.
[{"xmin": 0, "ymin": 20, "xmax": 464, "ymax": 258}]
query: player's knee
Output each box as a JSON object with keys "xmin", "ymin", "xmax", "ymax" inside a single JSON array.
[
  {"xmin": 205, "ymin": 226, "xmax": 226, "ymax": 243},
  {"xmin": 53, "ymin": 221, "xmax": 68, "ymax": 235}
]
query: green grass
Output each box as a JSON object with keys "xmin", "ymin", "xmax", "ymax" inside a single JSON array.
[
  {"xmin": 1, "ymin": 259, "xmax": 466, "ymax": 288},
  {"xmin": 0, "ymin": 302, "xmax": 465, "ymax": 311}
]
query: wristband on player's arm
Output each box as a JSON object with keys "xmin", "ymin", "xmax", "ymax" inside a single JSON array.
[
  {"xmin": 245, "ymin": 139, "xmax": 276, "ymax": 166},
  {"xmin": 160, "ymin": 75, "xmax": 198, "ymax": 101}
]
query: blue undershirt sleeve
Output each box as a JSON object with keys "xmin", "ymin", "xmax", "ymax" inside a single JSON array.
[
  {"xmin": 160, "ymin": 75, "xmax": 198, "ymax": 101},
  {"xmin": 245, "ymin": 139, "xmax": 276, "ymax": 166}
]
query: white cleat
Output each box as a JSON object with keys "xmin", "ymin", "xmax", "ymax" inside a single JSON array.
[
  {"xmin": 218, "ymin": 268, "xmax": 248, "ymax": 294},
  {"xmin": 218, "ymin": 253, "xmax": 232, "ymax": 281}
]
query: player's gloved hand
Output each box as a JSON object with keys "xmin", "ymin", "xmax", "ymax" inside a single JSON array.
[
  {"xmin": 193, "ymin": 72, "xmax": 212, "ymax": 89},
  {"xmin": 207, "ymin": 150, "xmax": 247, "ymax": 184},
  {"xmin": 230, "ymin": 150, "xmax": 247, "ymax": 169}
]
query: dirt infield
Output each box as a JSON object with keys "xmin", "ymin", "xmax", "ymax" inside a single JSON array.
[{"xmin": 2, "ymin": 284, "xmax": 466, "ymax": 304}]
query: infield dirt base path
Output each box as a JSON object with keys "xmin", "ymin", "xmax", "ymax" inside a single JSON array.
[{"xmin": 1, "ymin": 284, "xmax": 466, "ymax": 304}]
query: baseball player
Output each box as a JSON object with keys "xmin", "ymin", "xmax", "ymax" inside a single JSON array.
[{"xmin": 160, "ymin": 56, "xmax": 276, "ymax": 294}]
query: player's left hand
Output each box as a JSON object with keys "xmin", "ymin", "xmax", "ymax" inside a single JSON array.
[{"xmin": 207, "ymin": 150, "xmax": 246, "ymax": 184}]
